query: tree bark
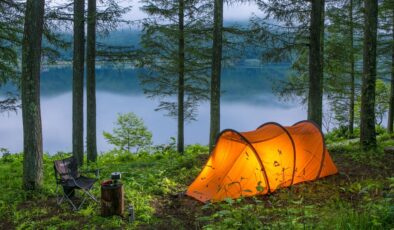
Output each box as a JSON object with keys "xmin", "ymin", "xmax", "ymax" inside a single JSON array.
[
  {"xmin": 87, "ymin": 0, "xmax": 97, "ymax": 162},
  {"xmin": 348, "ymin": 0, "xmax": 355, "ymax": 136},
  {"xmin": 209, "ymin": 0, "xmax": 223, "ymax": 151},
  {"xmin": 73, "ymin": 0, "xmax": 85, "ymax": 166},
  {"xmin": 360, "ymin": 0, "xmax": 378, "ymax": 149},
  {"xmin": 177, "ymin": 0, "xmax": 185, "ymax": 154},
  {"xmin": 388, "ymin": 8, "xmax": 394, "ymax": 134},
  {"xmin": 21, "ymin": 0, "xmax": 45, "ymax": 190},
  {"xmin": 308, "ymin": 0, "xmax": 324, "ymax": 128}
]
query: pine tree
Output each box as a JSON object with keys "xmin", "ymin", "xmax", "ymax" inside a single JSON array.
[
  {"xmin": 73, "ymin": 0, "xmax": 85, "ymax": 166},
  {"xmin": 324, "ymin": 0, "xmax": 363, "ymax": 136},
  {"xmin": 253, "ymin": 0, "xmax": 325, "ymax": 127},
  {"xmin": 21, "ymin": 0, "xmax": 45, "ymax": 190},
  {"xmin": 209, "ymin": 0, "xmax": 223, "ymax": 151},
  {"xmin": 360, "ymin": 0, "xmax": 378, "ymax": 149},
  {"xmin": 390, "ymin": 8, "xmax": 394, "ymax": 133},
  {"xmin": 308, "ymin": 0, "xmax": 324, "ymax": 128},
  {"xmin": 0, "ymin": 0, "xmax": 23, "ymax": 112},
  {"xmin": 140, "ymin": 0, "xmax": 211, "ymax": 154},
  {"xmin": 379, "ymin": 0, "xmax": 394, "ymax": 133},
  {"xmin": 87, "ymin": 0, "xmax": 97, "ymax": 162}
]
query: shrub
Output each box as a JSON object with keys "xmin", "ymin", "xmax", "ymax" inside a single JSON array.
[{"xmin": 103, "ymin": 113, "xmax": 152, "ymax": 153}]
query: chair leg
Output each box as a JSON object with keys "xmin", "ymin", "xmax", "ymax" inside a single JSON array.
[
  {"xmin": 85, "ymin": 189, "xmax": 98, "ymax": 202},
  {"xmin": 56, "ymin": 184, "xmax": 98, "ymax": 211},
  {"xmin": 55, "ymin": 184, "xmax": 62, "ymax": 205},
  {"xmin": 76, "ymin": 187, "xmax": 98, "ymax": 210},
  {"xmin": 65, "ymin": 194, "xmax": 78, "ymax": 211},
  {"xmin": 57, "ymin": 185, "xmax": 78, "ymax": 211},
  {"xmin": 56, "ymin": 184, "xmax": 67, "ymax": 206}
]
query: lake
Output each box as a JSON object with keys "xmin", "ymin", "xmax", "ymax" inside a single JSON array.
[{"xmin": 0, "ymin": 64, "xmax": 306, "ymax": 154}]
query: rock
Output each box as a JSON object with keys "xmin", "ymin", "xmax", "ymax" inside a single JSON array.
[{"xmin": 384, "ymin": 146, "xmax": 394, "ymax": 154}]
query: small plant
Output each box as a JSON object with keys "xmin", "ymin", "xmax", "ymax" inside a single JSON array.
[
  {"xmin": 103, "ymin": 113, "xmax": 153, "ymax": 153},
  {"xmin": 0, "ymin": 148, "xmax": 12, "ymax": 162}
]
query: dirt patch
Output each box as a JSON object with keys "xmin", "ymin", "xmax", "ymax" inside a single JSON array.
[
  {"xmin": 16, "ymin": 196, "xmax": 89, "ymax": 228},
  {"xmin": 146, "ymin": 194, "xmax": 203, "ymax": 229},
  {"xmin": 0, "ymin": 217, "xmax": 15, "ymax": 230},
  {"xmin": 333, "ymin": 152, "xmax": 394, "ymax": 178}
]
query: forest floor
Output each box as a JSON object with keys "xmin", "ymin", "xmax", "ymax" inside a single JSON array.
[{"xmin": 0, "ymin": 137, "xmax": 393, "ymax": 229}]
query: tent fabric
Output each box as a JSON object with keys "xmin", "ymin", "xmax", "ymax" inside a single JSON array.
[{"xmin": 186, "ymin": 120, "xmax": 338, "ymax": 203}]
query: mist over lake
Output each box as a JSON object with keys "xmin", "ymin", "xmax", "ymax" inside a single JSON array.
[{"xmin": 0, "ymin": 64, "xmax": 306, "ymax": 154}]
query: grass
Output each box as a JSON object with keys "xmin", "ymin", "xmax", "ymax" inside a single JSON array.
[{"xmin": 0, "ymin": 139, "xmax": 393, "ymax": 229}]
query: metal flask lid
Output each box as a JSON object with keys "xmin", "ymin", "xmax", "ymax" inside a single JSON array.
[{"xmin": 111, "ymin": 172, "xmax": 121, "ymax": 184}]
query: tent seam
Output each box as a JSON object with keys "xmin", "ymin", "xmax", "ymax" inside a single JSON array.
[
  {"xmin": 256, "ymin": 122, "xmax": 297, "ymax": 187},
  {"xmin": 291, "ymin": 120, "xmax": 326, "ymax": 180},
  {"xmin": 219, "ymin": 129, "xmax": 271, "ymax": 194}
]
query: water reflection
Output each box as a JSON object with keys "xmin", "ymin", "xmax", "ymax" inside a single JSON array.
[{"xmin": 0, "ymin": 66, "xmax": 306, "ymax": 153}]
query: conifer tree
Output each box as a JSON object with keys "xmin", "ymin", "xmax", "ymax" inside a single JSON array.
[
  {"xmin": 209, "ymin": 0, "xmax": 223, "ymax": 151},
  {"xmin": 325, "ymin": 0, "xmax": 363, "ymax": 136},
  {"xmin": 72, "ymin": 0, "xmax": 85, "ymax": 166},
  {"xmin": 360, "ymin": 0, "xmax": 378, "ymax": 149},
  {"xmin": 140, "ymin": 0, "xmax": 211, "ymax": 154},
  {"xmin": 379, "ymin": 0, "xmax": 394, "ymax": 133},
  {"xmin": 87, "ymin": 0, "xmax": 97, "ymax": 162},
  {"xmin": 253, "ymin": 0, "xmax": 325, "ymax": 127},
  {"xmin": 21, "ymin": 0, "xmax": 45, "ymax": 190},
  {"xmin": 0, "ymin": 0, "xmax": 23, "ymax": 112}
]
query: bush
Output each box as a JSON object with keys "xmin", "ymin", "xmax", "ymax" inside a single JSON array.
[
  {"xmin": 0, "ymin": 148, "xmax": 12, "ymax": 162},
  {"xmin": 326, "ymin": 124, "xmax": 388, "ymax": 144},
  {"xmin": 325, "ymin": 126, "xmax": 356, "ymax": 142},
  {"xmin": 103, "ymin": 113, "xmax": 152, "ymax": 153}
]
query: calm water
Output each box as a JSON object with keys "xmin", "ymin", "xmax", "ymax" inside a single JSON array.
[{"xmin": 0, "ymin": 65, "xmax": 306, "ymax": 154}]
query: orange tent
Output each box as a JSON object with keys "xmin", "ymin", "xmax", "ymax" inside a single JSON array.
[{"xmin": 186, "ymin": 120, "xmax": 338, "ymax": 203}]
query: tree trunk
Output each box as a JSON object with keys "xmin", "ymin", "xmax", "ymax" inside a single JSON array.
[
  {"xmin": 348, "ymin": 0, "xmax": 355, "ymax": 137},
  {"xmin": 388, "ymin": 8, "xmax": 394, "ymax": 134},
  {"xmin": 320, "ymin": 0, "xmax": 325, "ymax": 73},
  {"xmin": 308, "ymin": 0, "xmax": 324, "ymax": 128},
  {"xmin": 360, "ymin": 0, "xmax": 378, "ymax": 149},
  {"xmin": 87, "ymin": 0, "xmax": 97, "ymax": 162},
  {"xmin": 177, "ymin": 0, "xmax": 185, "ymax": 154},
  {"xmin": 209, "ymin": 0, "xmax": 223, "ymax": 152},
  {"xmin": 320, "ymin": 0, "xmax": 325, "ymax": 121},
  {"xmin": 73, "ymin": 0, "xmax": 85, "ymax": 166},
  {"xmin": 21, "ymin": 0, "xmax": 45, "ymax": 190}
]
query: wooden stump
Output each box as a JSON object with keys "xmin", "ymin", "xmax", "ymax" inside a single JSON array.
[
  {"xmin": 101, "ymin": 183, "xmax": 124, "ymax": 217},
  {"xmin": 384, "ymin": 146, "xmax": 394, "ymax": 154}
]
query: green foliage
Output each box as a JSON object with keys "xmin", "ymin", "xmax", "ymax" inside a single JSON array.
[
  {"xmin": 139, "ymin": 0, "xmax": 211, "ymax": 120},
  {"xmin": 354, "ymin": 80, "xmax": 390, "ymax": 126},
  {"xmin": 321, "ymin": 201, "xmax": 393, "ymax": 230},
  {"xmin": 0, "ymin": 145, "xmax": 208, "ymax": 229},
  {"xmin": 1, "ymin": 142, "xmax": 393, "ymax": 229},
  {"xmin": 0, "ymin": 1, "xmax": 22, "ymax": 83},
  {"xmin": 325, "ymin": 126, "xmax": 358, "ymax": 143},
  {"xmin": 0, "ymin": 0, "xmax": 23, "ymax": 113},
  {"xmin": 374, "ymin": 80, "xmax": 390, "ymax": 125},
  {"xmin": 103, "ymin": 112, "xmax": 152, "ymax": 153},
  {"xmin": 200, "ymin": 198, "xmax": 263, "ymax": 230},
  {"xmin": 326, "ymin": 124, "xmax": 388, "ymax": 144}
]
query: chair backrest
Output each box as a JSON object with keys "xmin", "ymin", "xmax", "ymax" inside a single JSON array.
[{"xmin": 54, "ymin": 157, "xmax": 80, "ymax": 181}]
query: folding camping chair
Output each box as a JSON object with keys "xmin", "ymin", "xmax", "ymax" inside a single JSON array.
[{"xmin": 54, "ymin": 157, "xmax": 99, "ymax": 210}]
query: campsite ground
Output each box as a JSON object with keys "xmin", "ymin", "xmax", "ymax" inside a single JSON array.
[{"xmin": 0, "ymin": 137, "xmax": 393, "ymax": 229}]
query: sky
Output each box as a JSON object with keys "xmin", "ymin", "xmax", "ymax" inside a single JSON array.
[
  {"xmin": 50, "ymin": 0, "xmax": 264, "ymax": 30},
  {"xmin": 117, "ymin": 0, "xmax": 263, "ymax": 22}
]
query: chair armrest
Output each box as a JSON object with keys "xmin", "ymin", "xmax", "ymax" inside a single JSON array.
[
  {"xmin": 56, "ymin": 172, "xmax": 76, "ymax": 180},
  {"xmin": 80, "ymin": 168, "xmax": 100, "ymax": 178}
]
